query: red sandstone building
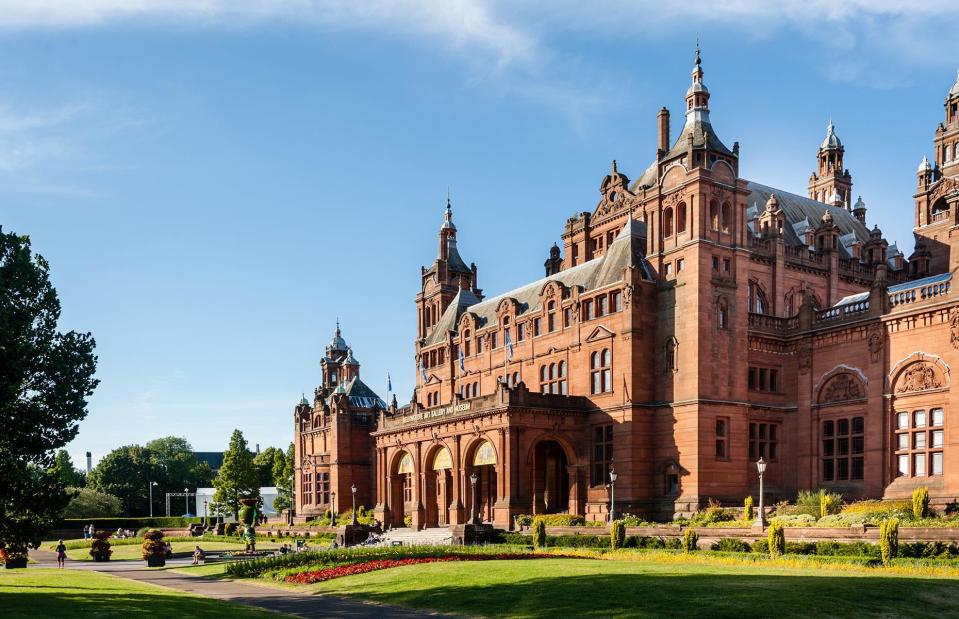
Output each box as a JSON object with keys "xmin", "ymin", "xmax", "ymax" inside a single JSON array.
[{"xmin": 294, "ymin": 53, "xmax": 959, "ymax": 529}]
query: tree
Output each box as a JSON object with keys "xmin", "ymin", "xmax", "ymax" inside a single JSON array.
[
  {"xmin": 88, "ymin": 445, "xmax": 154, "ymax": 515},
  {"xmin": 213, "ymin": 430, "xmax": 258, "ymax": 517},
  {"xmin": 0, "ymin": 228, "xmax": 99, "ymax": 551},
  {"xmin": 51, "ymin": 449, "xmax": 85, "ymax": 488},
  {"xmin": 145, "ymin": 436, "xmax": 214, "ymax": 513},
  {"xmin": 252, "ymin": 446, "xmax": 279, "ymax": 488},
  {"xmin": 62, "ymin": 488, "xmax": 122, "ymax": 519},
  {"xmin": 272, "ymin": 443, "xmax": 294, "ymax": 514}
]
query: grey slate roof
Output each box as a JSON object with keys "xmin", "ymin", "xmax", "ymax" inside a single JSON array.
[
  {"xmin": 446, "ymin": 237, "xmax": 471, "ymax": 274},
  {"xmin": 745, "ymin": 181, "xmax": 870, "ymax": 253},
  {"xmin": 664, "ymin": 109, "xmax": 735, "ymax": 160},
  {"xmin": 423, "ymin": 220, "xmax": 650, "ymax": 347},
  {"xmin": 326, "ymin": 376, "xmax": 386, "ymax": 410},
  {"xmin": 629, "ymin": 160, "xmax": 659, "ymax": 192}
]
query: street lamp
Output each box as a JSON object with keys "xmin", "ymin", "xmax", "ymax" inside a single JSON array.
[
  {"xmin": 289, "ymin": 473, "xmax": 295, "ymax": 526},
  {"xmin": 351, "ymin": 484, "xmax": 358, "ymax": 525},
  {"xmin": 608, "ymin": 465, "xmax": 618, "ymax": 523},
  {"xmin": 204, "ymin": 500, "xmax": 208, "ymax": 525},
  {"xmin": 331, "ymin": 491, "xmax": 337, "ymax": 527},
  {"xmin": 184, "ymin": 487, "xmax": 189, "ymax": 516},
  {"xmin": 469, "ymin": 472, "xmax": 479, "ymax": 525},
  {"xmin": 756, "ymin": 457, "xmax": 767, "ymax": 529},
  {"xmin": 149, "ymin": 481, "xmax": 158, "ymax": 517}
]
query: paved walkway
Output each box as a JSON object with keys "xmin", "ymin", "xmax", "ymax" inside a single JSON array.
[{"xmin": 31, "ymin": 548, "xmax": 437, "ymax": 618}]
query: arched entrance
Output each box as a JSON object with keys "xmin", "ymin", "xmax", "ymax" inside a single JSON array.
[
  {"xmin": 390, "ymin": 451, "xmax": 415, "ymax": 528},
  {"xmin": 531, "ymin": 440, "xmax": 570, "ymax": 514},
  {"xmin": 425, "ymin": 447, "xmax": 453, "ymax": 527},
  {"xmin": 467, "ymin": 440, "xmax": 497, "ymax": 524}
]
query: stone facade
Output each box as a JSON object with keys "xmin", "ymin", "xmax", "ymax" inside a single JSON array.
[{"xmin": 293, "ymin": 53, "xmax": 959, "ymax": 528}]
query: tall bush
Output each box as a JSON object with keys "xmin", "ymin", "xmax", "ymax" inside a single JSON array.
[
  {"xmin": 610, "ymin": 521, "xmax": 626, "ymax": 550},
  {"xmin": 913, "ymin": 487, "xmax": 930, "ymax": 520},
  {"xmin": 767, "ymin": 521, "xmax": 786, "ymax": 557},
  {"xmin": 819, "ymin": 491, "xmax": 842, "ymax": 518},
  {"xmin": 879, "ymin": 518, "xmax": 899, "ymax": 566},
  {"xmin": 531, "ymin": 517, "xmax": 547, "ymax": 550},
  {"xmin": 681, "ymin": 528, "xmax": 698, "ymax": 553},
  {"xmin": 743, "ymin": 496, "xmax": 754, "ymax": 521}
]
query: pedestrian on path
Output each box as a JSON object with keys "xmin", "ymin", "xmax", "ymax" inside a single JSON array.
[{"xmin": 55, "ymin": 540, "xmax": 67, "ymax": 568}]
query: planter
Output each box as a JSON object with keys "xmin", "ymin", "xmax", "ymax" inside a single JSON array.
[
  {"xmin": 146, "ymin": 556, "xmax": 166, "ymax": 567},
  {"xmin": 5, "ymin": 557, "xmax": 28, "ymax": 569},
  {"xmin": 92, "ymin": 556, "xmax": 110, "ymax": 562}
]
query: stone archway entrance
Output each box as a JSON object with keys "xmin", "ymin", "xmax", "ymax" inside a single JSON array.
[
  {"xmin": 390, "ymin": 451, "xmax": 414, "ymax": 528},
  {"xmin": 467, "ymin": 440, "xmax": 497, "ymax": 524},
  {"xmin": 425, "ymin": 447, "xmax": 453, "ymax": 527},
  {"xmin": 531, "ymin": 440, "xmax": 570, "ymax": 514}
]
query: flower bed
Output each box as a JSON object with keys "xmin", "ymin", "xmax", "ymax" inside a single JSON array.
[{"xmin": 285, "ymin": 553, "xmax": 561, "ymax": 584}]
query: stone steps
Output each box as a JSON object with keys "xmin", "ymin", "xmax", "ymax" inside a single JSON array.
[{"xmin": 381, "ymin": 527, "xmax": 454, "ymax": 546}]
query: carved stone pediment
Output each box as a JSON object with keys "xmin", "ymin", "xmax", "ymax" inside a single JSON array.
[
  {"xmin": 819, "ymin": 373, "xmax": 865, "ymax": 403},
  {"xmin": 895, "ymin": 362, "xmax": 943, "ymax": 394}
]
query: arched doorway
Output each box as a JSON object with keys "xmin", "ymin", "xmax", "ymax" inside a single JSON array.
[
  {"xmin": 390, "ymin": 451, "xmax": 414, "ymax": 528},
  {"xmin": 426, "ymin": 447, "xmax": 453, "ymax": 527},
  {"xmin": 531, "ymin": 440, "xmax": 570, "ymax": 514},
  {"xmin": 467, "ymin": 440, "xmax": 497, "ymax": 524}
]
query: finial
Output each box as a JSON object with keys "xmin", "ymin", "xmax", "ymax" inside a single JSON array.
[
  {"xmin": 695, "ymin": 35, "xmax": 701, "ymax": 65},
  {"xmin": 335, "ymin": 317, "xmax": 340, "ymax": 336},
  {"xmin": 611, "ymin": 159, "xmax": 617, "ymax": 174}
]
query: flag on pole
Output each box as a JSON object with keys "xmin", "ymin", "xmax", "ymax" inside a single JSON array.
[
  {"xmin": 505, "ymin": 330, "xmax": 514, "ymax": 361},
  {"xmin": 387, "ymin": 371, "xmax": 392, "ymax": 393},
  {"xmin": 420, "ymin": 357, "xmax": 428, "ymax": 382},
  {"xmin": 458, "ymin": 348, "xmax": 465, "ymax": 373}
]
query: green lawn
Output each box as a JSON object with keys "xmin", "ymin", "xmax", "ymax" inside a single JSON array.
[
  {"xmin": 0, "ymin": 568, "xmax": 278, "ymax": 618},
  {"xmin": 306, "ymin": 557, "xmax": 959, "ymax": 618}
]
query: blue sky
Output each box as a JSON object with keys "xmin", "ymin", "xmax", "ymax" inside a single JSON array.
[{"xmin": 1, "ymin": 1, "xmax": 957, "ymax": 468}]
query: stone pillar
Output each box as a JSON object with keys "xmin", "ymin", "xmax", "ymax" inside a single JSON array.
[{"xmin": 450, "ymin": 435, "xmax": 465, "ymax": 524}]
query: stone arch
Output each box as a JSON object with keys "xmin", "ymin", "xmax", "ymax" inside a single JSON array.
[
  {"xmin": 524, "ymin": 431, "xmax": 579, "ymax": 465},
  {"xmin": 815, "ymin": 365, "xmax": 867, "ymax": 404},
  {"xmin": 890, "ymin": 352, "xmax": 950, "ymax": 395},
  {"xmin": 710, "ymin": 158, "xmax": 737, "ymax": 182},
  {"xmin": 423, "ymin": 443, "xmax": 454, "ymax": 527},
  {"xmin": 463, "ymin": 436, "xmax": 499, "ymax": 524}
]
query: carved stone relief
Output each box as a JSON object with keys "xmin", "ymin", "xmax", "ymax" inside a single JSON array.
[{"xmin": 895, "ymin": 363, "xmax": 943, "ymax": 394}]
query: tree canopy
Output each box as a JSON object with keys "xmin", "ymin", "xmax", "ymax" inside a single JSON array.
[
  {"xmin": 252, "ymin": 446, "xmax": 280, "ymax": 488},
  {"xmin": 213, "ymin": 429, "xmax": 259, "ymax": 517},
  {"xmin": 62, "ymin": 487, "xmax": 122, "ymax": 519},
  {"xmin": 0, "ymin": 228, "xmax": 99, "ymax": 550},
  {"xmin": 272, "ymin": 443, "xmax": 294, "ymax": 514},
  {"xmin": 51, "ymin": 449, "xmax": 86, "ymax": 488}
]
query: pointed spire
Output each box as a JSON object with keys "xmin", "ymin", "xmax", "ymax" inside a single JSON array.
[
  {"xmin": 442, "ymin": 193, "xmax": 456, "ymax": 230},
  {"xmin": 918, "ymin": 155, "xmax": 932, "ymax": 173}
]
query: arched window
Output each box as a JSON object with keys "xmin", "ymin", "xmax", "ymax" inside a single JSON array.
[
  {"xmin": 721, "ymin": 202, "xmax": 731, "ymax": 233},
  {"xmin": 718, "ymin": 298, "xmax": 729, "ymax": 330},
  {"xmin": 463, "ymin": 330, "xmax": 471, "ymax": 356},
  {"xmin": 547, "ymin": 301, "xmax": 556, "ymax": 333},
  {"xmin": 678, "ymin": 202, "xmax": 687, "ymax": 233},
  {"xmin": 784, "ymin": 292, "xmax": 795, "ymax": 317},
  {"xmin": 663, "ymin": 208, "xmax": 674, "ymax": 237},
  {"xmin": 558, "ymin": 360, "xmax": 567, "ymax": 395},
  {"xmin": 591, "ymin": 348, "xmax": 612, "ymax": 394},
  {"xmin": 473, "ymin": 381, "xmax": 479, "ymax": 398},
  {"xmin": 709, "ymin": 200, "xmax": 719, "ymax": 230},
  {"xmin": 749, "ymin": 281, "xmax": 769, "ymax": 315},
  {"xmin": 503, "ymin": 316, "xmax": 511, "ymax": 347}
]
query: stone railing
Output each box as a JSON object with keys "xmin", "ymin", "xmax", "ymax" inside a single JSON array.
[
  {"xmin": 838, "ymin": 258, "xmax": 875, "ymax": 280},
  {"xmin": 783, "ymin": 244, "xmax": 826, "ymax": 266},
  {"xmin": 816, "ymin": 299, "xmax": 870, "ymax": 322},
  {"xmin": 889, "ymin": 278, "xmax": 951, "ymax": 308},
  {"xmin": 747, "ymin": 313, "xmax": 799, "ymax": 333}
]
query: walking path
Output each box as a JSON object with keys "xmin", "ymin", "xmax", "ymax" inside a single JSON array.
[{"xmin": 31, "ymin": 548, "xmax": 437, "ymax": 618}]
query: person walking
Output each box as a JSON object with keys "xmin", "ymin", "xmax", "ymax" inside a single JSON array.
[
  {"xmin": 87, "ymin": 524, "xmax": 95, "ymax": 539},
  {"xmin": 55, "ymin": 540, "xmax": 67, "ymax": 568}
]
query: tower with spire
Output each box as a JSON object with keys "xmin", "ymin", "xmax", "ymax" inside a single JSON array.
[
  {"xmin": 417, "ymin": 197, "xmax": 482, "ymax": 341},
  {"xmin": 808, "ymin": 121, "xmax": 853, "ymax": 208}
]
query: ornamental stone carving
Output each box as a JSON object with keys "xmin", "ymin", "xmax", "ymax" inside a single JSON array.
[
  {"xmin": 819, "ymin": 373, "xmax": 865, "ymax": 403},
  {"xmin": 950, "ymin": 307, "xmax": 959, "ymax": 350},
  {"xmin": 798, "ymin": 343, "xmax": 812, "ymax": 375},
  {"xmin": 868, "ymin": 324, "xmax": 883, "ymax": 362},
  {"xmin": 895, "ymin": 362, "xmax": 943, "ymax": 394}
]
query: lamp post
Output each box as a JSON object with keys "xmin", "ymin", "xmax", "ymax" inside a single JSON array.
[
  {"xmin": 756, "ymin": 457, "xmax": 767, "ymax": 529},
  {"xmin": 608, "ymin": 465, "xmax": 618, "ymax": 523},
  {"xmin": 331, "ymin": 492, "xmax": 337, "ymax": 527},
  {"xmin": 470, "ymin": 472, "xmax": 479, "ymax": 525},
  {"xmin": 351, "ymin": 483, "xmax": 358, "ymax": 525},
  {"xmin": 149, "ymin": 481, "xmax": 158, "ymax": 517},
  {"xmin": 204, "ymin": 500, "xmax": 208, "ymax": 525},
  {"xmin": 184, "ymin": 487, "xmax": 189, "ymax": 516},
  {"xmin": 289, "ymin": 473, "xmax": 295, "ymax": 526}
]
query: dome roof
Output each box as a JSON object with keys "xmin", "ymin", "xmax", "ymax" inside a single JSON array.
[
  {"xmin": 299, "ymin": 393, "xmax": 310, "ymax": 406},
  {"xmin": 918, "ymin": 155, "xmax": 932, "ymax": 173},
  {"xmin": 854, "ymin": 196, "xmax": 866, "ymax": 211},
  {"xmin": 342, "ymin": 347, "xmax": 359, "ymax": 366},
  {"xmin": 821, "ymin": 121, "xmax": 841, "ymax": 149},
  {"xmin": 328, "ymin": 321, "xmax": 347, "ymax": 352},
  {"xmin": 950, "ymin": 70, "xmax": 959, "ymax": 97}
]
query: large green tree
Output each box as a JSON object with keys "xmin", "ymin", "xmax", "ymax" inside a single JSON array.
[
  {"xmin": 87, "ymin": 445, "xmax": 155, "ymax": 515},
  {"xmin": 0, "ymin": 228, "xmax": 98, "ymax": 551},
  {"xmin": 213, "ymin": 429, "xmax": 258, "ymax": 517},
  {"xmin": 252, "ymin": 446, "xmax": 280, "ymax": 488},
  {"xmin": 145, "ymin": 436, "xmax": 214, "ymax": 513},
  {"xmin": 272, "ymin": 443, "xmax": 294, "ymax": 514},
  {"xmin": 62, "ymin": 487, "xmax": 122, "ymax": 519},
  {"xmin": 51, "ymin": 449, "xmax": 86, "ymax": 488}
]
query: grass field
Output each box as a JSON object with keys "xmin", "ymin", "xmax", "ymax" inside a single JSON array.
[
  {"xmin": 0, "ymin": 568, "xmax": 278, "ymax": 618},
  {"xmin": 306, "ymin": 556, "xmax": 959, "ymax": 618}
]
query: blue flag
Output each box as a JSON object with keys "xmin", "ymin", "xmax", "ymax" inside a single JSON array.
[
  {"xmin": 458, "ymin": 348, "xmax": 465, "ymax": 373},
  {"xmin": 420, "ymin": 357, "xmax": 427, "ymax": 382},
  {"xmin": 387, "ymin": 372, "xmax": 392, "ymax": 392},
  {"xmin": 505, "ymin": 330, "xmax": 513, "ymax": 361}
]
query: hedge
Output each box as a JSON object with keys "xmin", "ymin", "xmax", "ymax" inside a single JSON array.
[{"xmin": 59, "ymin": 517, "xmax": 204, "ymax": 530}]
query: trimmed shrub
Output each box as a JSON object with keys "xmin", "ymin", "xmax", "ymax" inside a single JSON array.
[
  {"xmin": 743, "ymin": 496, "xmax": 754, "ymax": 521},
  {"xmin": 610, "ymin": 521, "xmax": 626, "ymax": 550},
  {"xmin": 532, "ymin": 517, "xmax": 547, "ymax": 550},
  {"xmin": 60, "ymin": 517, "xmax": 203, "ymax": 530},
  {"xmin": 913, "ymin": 487, "xmax": 930, "ymax": 520},
  {"xmin": 711, "ymin": 537, "xmax": 750, "ymax": 553},
  {"xmin": 767, "ymin": 521, "xmax": 786, "ymax": 557},
  {"xmin": 530, "ymin": 514, "xmax": 586, "ymax": 527},
  {"xmin": 751, "ymin": 539, "xmax": 769, "ymax": 554},
  {"xmin": 514, "ymin": 515, "xmax": 532, "ymax": 528},
  {"xmin": 690, "ymin": 499, "xmax": 736, "ymax": 526},
  {"xmin": 815, "ymin": 541, "xmax": 879, "ymax": 558},
  {"xmin": 899, "ymin": 541, "xmax": 959, "ymax": 559},
  {"xmin": 141, "ymin": 529, "xmax": 166, "ymax": 560},
  {"xmin": 664, "ymin": 537, "xmax": 682, "ymax": 550},
  {"xmin": 681, "ymin": 528, "xmax": 698, "ymax": 553},
  {"xmin": 880, "ymin": 518, "xmax": 899, "ymax": 566},
  {"xmin": 820, "ymin": 491, "xmax": 842, "ymax": 519}
]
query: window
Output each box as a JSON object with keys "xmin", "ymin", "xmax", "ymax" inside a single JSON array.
[
  {"xmin": 611, "ymin": 291, "xmax": 622, "ymax": 312},
  {"xmin": 716, "ymin": 418, "xmax": 729, "ymax": 459},
  {"xmin": 677, "ymin": 258, "xmax": 685, "ymax": 272},
  {"xmin": 590, "ymin": 348, "xmax": 612, "ymax": 394},
  {"xmin": 723, "ymin": 258, "xmax": 730, "ymax": 273},
  {"xmin": 749, "ymin": 281, "xmax": 769, "ymax": 314},
  {"xmin": 590, "ymin": 424, "xmax": 613, "ymax": 486},
  {"xmin": 597, "ymin": 295, "xmax": 608, "ymax": 317},
  {"xmin": 712, "ymin": 256, "xmax": 719, "ymax": 271},
  {"xmin": 547, "ymin": 301, "xmax": 557, "ymax": 332},
  {"xmin": 666, "ymin": 473, "xmax": 680, "ymax": 494},
  {"xmin": 302, "ymin": 472, "xmax": 314, "ymax": 505},
  {"xmin": 317, "ymin": 472, "xmax": 330, "ymax": 505},
  {"xmin": 678, "ymin": 203, "xmax": 687, "ymax": 233},
  {"xmin": 517, "ymin": 322, "xmax": 526, "ymax": 342},
  {"xmin": 503, "ymin": 317, "xmax": 510, "ymax": 348},
  {"xmin": 748, "ymin": 366, "xmax": 779, "ymax": 392},
  {"xmin": 721, "ymin": 202, "xmax": 731, "ymax": 233},
  {"xmin": 665, "ymin": 338, "xmax": 677, "ymax": 373},
  {"xmin": 533, "ymin": 318, "xmax": 542, "ymax": 337},
  {"xmin": 464, "ymin": 330, "xmax": 471, "ymax": 356},
  {"xmin": 664, "ymin": 262, "xmax": 673, "ymax": 278},
  {"xmin": 476, "ymin": 335, "xmax": 484, "ymax": 353},
  {"xmin": 541, "ymin": 361, "xmax": 567, "ymax": 394},
  {"xmin": 490, "ymin": 332, "xmax": 498, "ymax": 349},
  {"xmin": 583, "ymin": 300, "xmax": 594, "ymax": 321},
  {"xmin": 749, "ymin": 422, "xmax": 779, "ymax": 461},
  {"xmin": 895, "ymin": 407, "xmax": 944, "ymax": 478},
  {"xmin": 403, "ymin": 472, "xmax": 413, "ymax": 503},
  {"xmin": 718, "ymin": 299, "xmax": 729, "ymax": 330},
  {"xmin": 563, "ymin": 307, "xmax": 572, "ymax": 328},
  {"xmin": 822, "ymin": 416, "xmax": 864, "ymax": 482},
  {"xmin": 664, "ymin": 208, "xmax": 674, "ymax": 237}
]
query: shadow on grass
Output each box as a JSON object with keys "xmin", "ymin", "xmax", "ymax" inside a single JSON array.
[
  {"xmin": 0, "ymin": 591, "xmax": 271, "ymax": 618},
  {"xmin": 329, "ymin": 571, "xmax": 959, "ymax": 618}
]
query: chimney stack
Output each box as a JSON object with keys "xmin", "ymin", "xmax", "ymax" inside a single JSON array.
[
  {"xmin": 657, "ymin": 107, "xmax": 670, "ymax": 153},
  {"xmin": 86, "ymin": 451, "xmax": 92, "ymax": 473}
]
